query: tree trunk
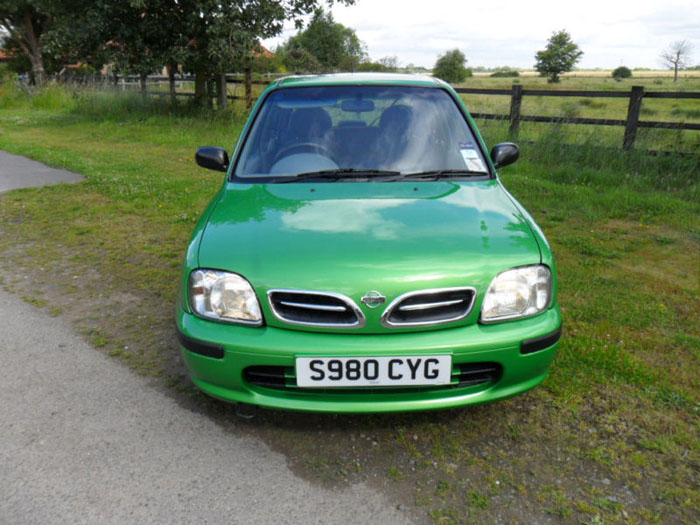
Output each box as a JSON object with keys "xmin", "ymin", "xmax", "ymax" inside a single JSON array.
[
  {"xmin": 28, "ymin": 54, "xmax": 46, "ymax": 86},
  {"xmin": 674, "ymin": 63, "xmax": 678, "ymax": 83},
  {"xmin": 23, "ymin": 8, "xmax": 45, "ymax": 86},
  {"xmin": 194, "ymin": 69, "xmax": 208, "ymax": 106}
]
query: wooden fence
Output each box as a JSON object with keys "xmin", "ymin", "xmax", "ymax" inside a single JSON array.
[
  {"xmin": 112, "ymin": 74, "xmax": 270, "ymax": 107},
  {"xmin": 109, "ymin": 75, "xmax": 700, "ymax": 152},
  {"xmin": 456, "ymin": 85, "xmax": 700, "ymax": 151}
]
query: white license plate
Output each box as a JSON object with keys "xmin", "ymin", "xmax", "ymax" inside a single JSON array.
[{"xmin": 295, "ymin": 355, "xmax": 452, "ymax": 388}]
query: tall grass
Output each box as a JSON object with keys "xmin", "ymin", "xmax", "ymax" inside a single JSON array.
[
  {"xmin": 0, "ymin": 76, "xmax": 248, "ymax": 125},
  {"xmin": 477, "ymin": 117, "xmax": 699, "ymax": 204},
  {"xmin": 0, "ymin": 73, "xmax": 31, "ymax": 108}
]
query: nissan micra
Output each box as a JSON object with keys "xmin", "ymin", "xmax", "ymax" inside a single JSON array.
[{"xmin": 176, "ymin": 73, "xmax": 562, "ymax": 413}]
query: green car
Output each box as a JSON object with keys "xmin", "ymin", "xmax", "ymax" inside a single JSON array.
[{"xmin": 176, "ymin": 73, "xmax": 562, "ymax": 413}]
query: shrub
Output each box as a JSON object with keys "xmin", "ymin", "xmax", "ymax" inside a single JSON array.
[
  {"xmin": 612, "ymin": 66, "xmax": 632, "ymax": 80},
  {"xmin": 490, "ymin": 70, "xmax": 519, "ymax": 78}
]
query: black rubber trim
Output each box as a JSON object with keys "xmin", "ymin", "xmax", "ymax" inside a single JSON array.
[
  {"xmin": 521, "ymin": 326, "xmax": 562, "ymax": 355},
  {"xmin": 177, "ymin": 330, "xmax": 225, "ymax": 359}
]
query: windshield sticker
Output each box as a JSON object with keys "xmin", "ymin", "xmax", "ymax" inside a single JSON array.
[
  {"xmin": 459, "ymin": 148, "xmax": 486, "ymax": 172},
  {"xmin": 466, "ymin": 158, "xmax": 487, "ymax": 172}
]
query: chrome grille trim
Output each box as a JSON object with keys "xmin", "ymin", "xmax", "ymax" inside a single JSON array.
[
  {"xmin": 278, "ymin": 301, "xmax": 348, "ymax": 312},
  {"xmin": 267, "ymin": 289, "xmax": 366, "ymax": 328},
  {"xmin": 398, "ymin": 298, "xmax": 465, "ymax": 311},
  {"xmin": 381, "ymin": 287, "xmax": 477, "ymax": 327}
]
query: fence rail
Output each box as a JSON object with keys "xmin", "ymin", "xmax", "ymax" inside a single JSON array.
[{"xmin": 104, "ymin": 74, "xmax": 700, "ymax": 152}]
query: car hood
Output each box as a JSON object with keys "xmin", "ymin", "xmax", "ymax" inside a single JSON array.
[{"xmin": 198, "ymin": 180, "xmax": 541, "ymax": 333}]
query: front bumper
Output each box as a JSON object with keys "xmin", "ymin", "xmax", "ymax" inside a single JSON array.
[{"xmin": 176, "ymin": 306, "xmax": 562, "ymax": 413}]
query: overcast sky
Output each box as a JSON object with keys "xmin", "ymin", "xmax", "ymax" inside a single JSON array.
[{"xmin": 263, "ymin": 0, "xmax": 699, "ymax": 70}]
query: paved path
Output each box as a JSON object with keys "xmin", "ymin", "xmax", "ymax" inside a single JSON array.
[
  {"xmin": 0, "ymin": 150, "xmax": 84, "ymax": 193},
  {"xmin": 0, "ymin": 152, "xmax": 411, "ymax": 524}
]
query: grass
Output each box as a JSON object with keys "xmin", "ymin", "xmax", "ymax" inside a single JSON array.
[{"xmin": 0, "ymin": 81, "xmax": 698, "ymax": 524}]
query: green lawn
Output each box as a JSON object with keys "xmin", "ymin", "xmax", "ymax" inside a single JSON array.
[{"xmin": 0, "ymin": 83, "xmax": 698, "ymax": 524}]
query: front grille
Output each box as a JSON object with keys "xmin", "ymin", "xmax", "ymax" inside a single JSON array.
[
  {"xmin": 243, "ymin": 361, "xmax": 501, "ymax": 392},
  {"xmin": 267, "ymin": 289, "xmax": 365, "ymax": 328},
  {"xmin": 382, "ymin": 287, "xmax": 476, "ymax": 327}
]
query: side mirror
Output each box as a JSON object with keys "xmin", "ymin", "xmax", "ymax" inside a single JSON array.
[
  {"xmin": 195, "ymin": 146, "xmax": 230, "ymax": 172},
  {"xmin": 490, "ymin": 142, "xmax": 519, "ymax": 169}
]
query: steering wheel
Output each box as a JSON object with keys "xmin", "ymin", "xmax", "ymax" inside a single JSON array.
[{"xmin": 272, "ymin": 142, "xmax": 334, "ymax": 164}]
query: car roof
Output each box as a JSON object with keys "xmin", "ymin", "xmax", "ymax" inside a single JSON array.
[{"xmin": 271, "ymin": 72, "xmax": 446, "ymax": 89}]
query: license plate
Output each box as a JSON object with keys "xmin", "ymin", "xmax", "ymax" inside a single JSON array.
[{"xmin": 295, "ymin": 355, "xmax": 452, "ymax": 388}]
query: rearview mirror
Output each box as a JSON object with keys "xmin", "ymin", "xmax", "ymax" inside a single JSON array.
[
  {"xmin": 490, "ymin": 142, "xmax": 519, "ymax": 169},
  {"xmin": 341, "ymin": 99, "xmax": 375, "ymax": 112},
  {"xmin": 195, "ymin": 146, "xmax": 229, "ymax": 172}
]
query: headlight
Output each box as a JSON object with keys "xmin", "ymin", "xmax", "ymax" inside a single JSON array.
[
  {"xmin": 481, "ymin": 265, "xmax": 552, "ymax": 323},
  {"xmin": 189, "ymin": 269, "xmax": 263, "ymax": 325}
]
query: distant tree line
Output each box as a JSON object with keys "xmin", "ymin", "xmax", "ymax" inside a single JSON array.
[{"xmin": 3, "ymin": 3, "xmax": 694, "ymax": 98}]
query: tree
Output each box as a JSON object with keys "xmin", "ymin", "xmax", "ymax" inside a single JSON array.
[
  {"xmin": 534, "ymin": 30, "xmax": 583, "ymax": 83},
  {"xmin": 433, "ymin": 49, "xmax": 469, "ymax": 84},
  {"xmin": 175, "ymin": 1, "xmax": 356, "ymax": 103},
  {"xmin": 2, "ymin": 0, "xmax": 355, "ymax": 100},
  {"xmin": 0, "ymin": 1, "xmax": 49, "ymax": 84},
  {"xmin": 0, "ymin": 0, "xmax": 114, "ymax": 83},
  {"xmin": 660, "ymin": 40, "xmax": 693, "ymax": 83},
  {"xmin": 282, "ymin": 8, "xmax": 366, "ymax": 72}
]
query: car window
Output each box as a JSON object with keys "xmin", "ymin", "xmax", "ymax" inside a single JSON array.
[{"xmin": 235, "ymin": 85, "xmax": 488, "ymax": 179}]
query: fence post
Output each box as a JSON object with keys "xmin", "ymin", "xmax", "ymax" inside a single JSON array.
[
  {"xmin": 167, "ymin": 64, "xmax": 176, "ymax": 103},
  {"xmin": 508, "ymin": 84, "xmax": 523, "ymax": 139},
  {"xmin": 139, "ymin": 72, "xmax": 147, "ymax": 97},
  {"xmin": 623, "ymin": 86, "xmax": 644, "ymax": 151},
  {"xmin": 216, "ymin": 73, "xmax": 228, "ymax": 110},
  {"xmin": 244, "ymin": 68, "xmax": 253, "ymax": 110}
]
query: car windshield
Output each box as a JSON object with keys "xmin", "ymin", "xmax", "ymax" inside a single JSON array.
[{"xmin": 234, "ymin": 85, "xmax": 489, "ymax": 180}]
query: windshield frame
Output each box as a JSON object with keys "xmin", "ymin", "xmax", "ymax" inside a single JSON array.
[{"xmin": 228, "ymin": 83, "xmax": 496, "ymax": 184}]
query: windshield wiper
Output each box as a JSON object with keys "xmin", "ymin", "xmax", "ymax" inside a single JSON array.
[
  {"xmin": 276, "ymin": 168, "xmax": 402, "ymax": 183},
  {"xmin": 400, "ymin": 169, "xmax": 489, "ymax": 180}
]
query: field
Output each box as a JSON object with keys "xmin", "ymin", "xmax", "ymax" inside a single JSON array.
[{"xmin": 0, "ymin": 77, "xmax": 698, "ymax": 523}]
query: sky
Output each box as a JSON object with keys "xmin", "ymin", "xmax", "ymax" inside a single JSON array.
[{"xmin": 263, "ymin": 0, "xmax": 700, "ymax": 70}]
